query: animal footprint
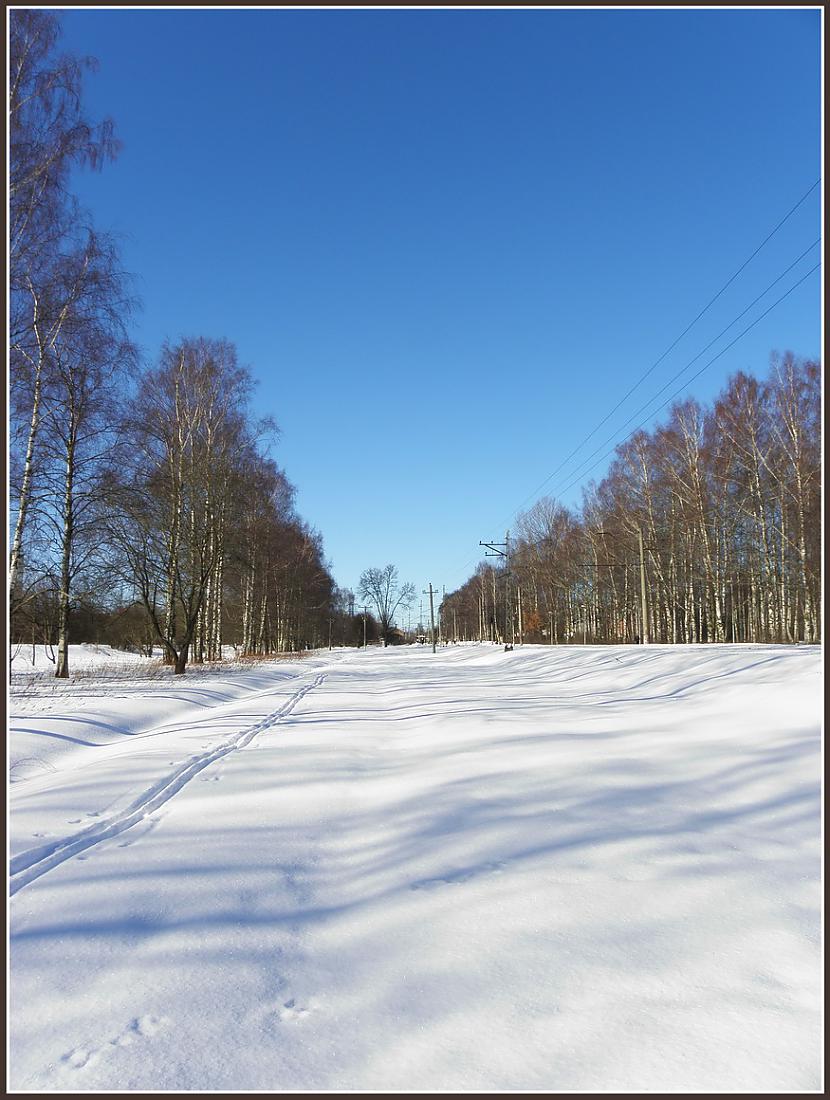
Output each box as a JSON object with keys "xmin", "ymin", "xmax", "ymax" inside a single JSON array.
[
  {"xmin": 201, "ymin": 774, "xmax": 221, "ymax": 782},
  {"xmin": 277, "ymin": 998, "xmax": 311, "ymax": 1022},
  {"xmin": 128, "ymin": 1014, "xmax": 169, "ymax": 1038},
  {"xmin": 60, "ymin": 1014, "xmax": 170, "ymax": 1071},
  {"xmin": 62, "ymin": 1046, "xmax": 98, "ymax": 1070}
]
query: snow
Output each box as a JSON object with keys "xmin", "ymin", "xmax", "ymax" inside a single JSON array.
[
  {"xmin": 8, "ymin": 643, "xmax": 822, "ymax": 1091},
  {"xmin": 8, "ymin": 645, "xmax": 311, "ymax": 786},
  {"xmin": 11, "ymin": 642, "xmax": 157, "ymax": 672}
]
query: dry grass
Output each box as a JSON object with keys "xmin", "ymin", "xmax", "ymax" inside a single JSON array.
[
  {"xmin": 233, "ymin": 650, "xmax": 309, "ymax": 663},
  {"xmin": 9, "ymin": 648, "xmax": 312, "ymax": 700}
]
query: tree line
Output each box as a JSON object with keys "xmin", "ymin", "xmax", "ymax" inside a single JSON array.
[
  {"xmin": 441, "ymin": 354, "xmax": 820, "ymax": 647},
  {"xmin": 8, "ymin": 12, "xmax": 372, "ymax": 676}
]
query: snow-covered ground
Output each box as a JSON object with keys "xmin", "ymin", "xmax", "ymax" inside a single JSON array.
[
  {"xmin": 10, "ymin": 641, "xmax": 241, "ymax": 680},
  {"xmin": 9, "ymin": 645, "xmax": 310, "ymax": 785},
  {"xmin": 8, "ymin": 643, "xmax": 822, "ymax": 1091},
  {"xmin": 10, "ymin": 642, "xmax": 159, "ymax": 673}
]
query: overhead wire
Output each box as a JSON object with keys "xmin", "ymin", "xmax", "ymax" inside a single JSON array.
[
  {"xmin": 502, "ymin": 178, "xmax": 820, "ymax": 520},
  {"xmin": 537, "ymin": 261, "xmax": 820, "ymax": 506},
  {"xmin": 443, "ymin": 180, "xmax": 821, "ymax": 589},
  {"xmin": 513, "ymin": 240, "xmax": 821, "ymax": 514}
]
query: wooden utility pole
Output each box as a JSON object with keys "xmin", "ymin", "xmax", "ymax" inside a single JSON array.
[
  {"xmin": 505, "ymin": 531, "xmax": 514, "ymax": 646},
  {"xmin": 480, "ymin": 531, "xmax": 513, "ymax": 647},
  {"xmin": 638, "ymin": 527, "xmax": 650, "ymax": 645},
  {"xmin": 423, "ymin": 584, "xmax": 438, "ymax": 653}
]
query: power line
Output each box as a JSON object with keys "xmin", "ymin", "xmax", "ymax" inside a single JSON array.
[
  {"xmin": 550, "ymin": 261, "xmax": 820, "ymax": 503},
  {"xmin": 447, "ymin": 254, "xmax": 819, "ymax": 593},
  {"xmin": 507, "ymin": 179, "xmax": 820, "ymax": 518},
  {"xmin": 443, "ymin": 181, "xmax": 821, "ymax": 591},
  {"xmin": 527, "ymin": 241, "xmax": 820, "ymax": 507}
]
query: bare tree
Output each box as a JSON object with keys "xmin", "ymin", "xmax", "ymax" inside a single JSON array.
[
  {"xmin": 110, "ymin": 340, "xmax": 249, "ymax": 672},
  {"xmin": 358, "ymin": 565, "xmax": 415, "ymax": 645},
  {"xmin": 40, "ymin": 232, "xmax": 134, "ymax": 677},
  {"xmin": 768, "ymin": 354, "xmax": 820, "ymax": 641},
  {"xmin": 9, "ymin": 9, "xmax": 121, "ymax": 618},
  {"xmin": 108, "ymin": 338, "xmax": 323, "ymax": 672},
  {"xmin": 8, "ymin": 251, "xmax": 85, "ymax": 609},
  {"xmin": 9, "ymin": 10, "xmax": 118, "ymax": 273}
]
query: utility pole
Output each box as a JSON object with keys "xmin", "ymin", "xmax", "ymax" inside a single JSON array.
[
  {"xmin": 423, "ymin": 584, "xmax": 438, "ymax": 653},
  {"xmin": 480, "ymin": 531, "xmax": 514, "ymax": 648},
  {"xmin": 638, "ymin": 527, "xmax": 650, "ymax": 645},
  {"xmin": 505, "ymin": 531, "xmax": 514, "ymax": 646}
]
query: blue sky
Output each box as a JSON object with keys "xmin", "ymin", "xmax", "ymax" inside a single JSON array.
[{"xmin": 58, "ymin": 7, "xmax": 822, "ymax": 608}]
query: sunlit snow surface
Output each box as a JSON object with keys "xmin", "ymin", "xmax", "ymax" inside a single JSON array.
[{"xmin": 9, "ymin": 643, "xmax": 822, "ymax": 1091}]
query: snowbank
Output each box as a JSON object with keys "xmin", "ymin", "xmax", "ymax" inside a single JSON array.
[{"xmin": 10, "ymin": 642, "xmax": 157, "ymax": 672}]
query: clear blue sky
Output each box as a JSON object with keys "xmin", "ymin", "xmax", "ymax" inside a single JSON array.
[{"xmin": 59, "ymin": 7, "xmax": 822, "ymax": 609}]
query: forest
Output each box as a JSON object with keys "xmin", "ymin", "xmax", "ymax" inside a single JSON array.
[{"xmin": 440, "ymin": 354, "xmax": 820, "ymax": 646}]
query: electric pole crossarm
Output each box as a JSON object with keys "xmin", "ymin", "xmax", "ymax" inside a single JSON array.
[{"xmin": 479, "ymin": 532, "xmax": 514, "ymax": 647}]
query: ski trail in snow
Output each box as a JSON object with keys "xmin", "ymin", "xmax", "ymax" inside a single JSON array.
[{"xmin": 9, "ymin": 672, "xmax": 326, "ymax": 897}]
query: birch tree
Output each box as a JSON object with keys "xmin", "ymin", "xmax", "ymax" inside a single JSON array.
[
  {"xmin": 41, "ymin": 234, "xmax": 134, "ymax": 677},
  {"xmin": 9, "ymin": 9, "xmax": 120, "ymax": 614}
]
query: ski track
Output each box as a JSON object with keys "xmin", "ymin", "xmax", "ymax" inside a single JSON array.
[{"xmin": 9, "ymin": 671, "xmax": 326, "ymax": 897}]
